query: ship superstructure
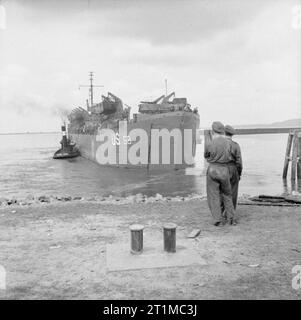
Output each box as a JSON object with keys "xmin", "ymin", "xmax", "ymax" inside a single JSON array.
[{"xmin": 67, "ymin": 74, "xmax": 200, "ymax": 169}]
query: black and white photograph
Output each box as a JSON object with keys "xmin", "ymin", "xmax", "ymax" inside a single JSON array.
[{"xmin": 0, "ymin": 0, "xmax": 301, "ymax": 305}]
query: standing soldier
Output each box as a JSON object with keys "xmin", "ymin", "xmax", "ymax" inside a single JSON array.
[
  {"xmin": 225, "ymin": 125, "xmax": 243, "ymax": 211},
  {"xmin": 204, "ymin": 122, "xmax": 235, "ymax": 226}
]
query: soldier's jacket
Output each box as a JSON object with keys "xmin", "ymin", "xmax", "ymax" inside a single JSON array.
[
  {"xmin": 204, "ymin": 136, "xmax": 233, "ymax": 164},
  {"xmin": 228, "ymin": 139, "xmax": 243, "ymax": 177}
]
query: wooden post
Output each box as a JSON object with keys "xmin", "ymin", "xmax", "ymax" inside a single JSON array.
[
  {"xmin": 291, "ymin": 178, "xmax": 297, "ymax": 193},
  {"xmin": 282, "ymin": 131, "xmax": 294, "ymax": 179},
  {"xmin": 163, "ymin": 223, "xmax": 177, "ymax": 253},
  {"xmin": 297, "ymin": 132, "xmax": 301, "ymax": 180},
  {"xmin": 291, "ymin": 133, "xmax": 298, "ymax": 181},
  {"xmin": 282, "ymin": 178, "xmax": 288, "ymax": 194},
  {"xmin": 130, "ymin": 224, "xmax": 144, "ymax": 254}
]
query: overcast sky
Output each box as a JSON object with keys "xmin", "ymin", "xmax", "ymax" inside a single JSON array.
[{"xmin": 0, "ymin": 0, "xmax": 300, "ymax": 133}]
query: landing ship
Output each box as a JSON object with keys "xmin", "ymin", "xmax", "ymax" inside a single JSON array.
[{"xmin": 67, "ymin": 74, "xmax": 200, "ymax": 169}]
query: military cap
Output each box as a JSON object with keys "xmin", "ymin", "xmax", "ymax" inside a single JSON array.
[
  {"xmin": 225, "ymin": 125, "xmax": 236, "ymax": 136},
  {"xmin": 212, "ymin": 121, "xmax": 225, "ymax": 134}
]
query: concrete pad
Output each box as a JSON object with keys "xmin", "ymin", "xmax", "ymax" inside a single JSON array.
[{"xmin": 106, "ymin": 240, "xmax": 206, "ymax": 272}]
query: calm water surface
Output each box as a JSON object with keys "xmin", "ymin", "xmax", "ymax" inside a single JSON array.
[{"xmin": 0, "ymin": 133, "xmax": 298, "ymax": 199}]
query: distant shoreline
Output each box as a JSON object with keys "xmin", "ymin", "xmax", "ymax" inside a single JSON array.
[
  {"xmin": 1, "ymin": 126, "xmax": 301, "ymax": 136},
  {"xmin": 0, "ymin": 117, "xmax": 300, "ymax": 135},
  {"xmin": 0, "ymin": 132, "xmax": 60, "ymax": 135}
]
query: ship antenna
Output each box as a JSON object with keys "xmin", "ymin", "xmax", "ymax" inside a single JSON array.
[
  {"xmin": 89, "ymin": 71, "xmax": 94, "ymax": 107},
  {"xmin": 79, "ymin": 72, "xmax": 104, "ymax": 111}
]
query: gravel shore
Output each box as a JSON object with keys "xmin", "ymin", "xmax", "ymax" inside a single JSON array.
[{"xmin": 0, "ymin": 199, "xmax": 300, "ymax": 299}]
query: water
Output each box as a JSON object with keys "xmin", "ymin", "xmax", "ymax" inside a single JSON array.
[{"xmin": 0, "ymin": 132, "xmax": 298, "ymax": 199}]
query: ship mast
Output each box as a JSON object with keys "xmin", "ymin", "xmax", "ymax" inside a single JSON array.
[{"xmin": 79, "ymin": 72, "xmax": 103, "ymax": 111}]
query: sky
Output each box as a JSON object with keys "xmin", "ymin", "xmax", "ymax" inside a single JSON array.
[{"xmin": 0, "ymin": 0, "xmax": 301, "ymax": 133}]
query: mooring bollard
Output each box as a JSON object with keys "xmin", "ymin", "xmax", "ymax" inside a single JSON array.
[
  {"xmin": 163, "ymin": 223, "xmax": 177, "ymax": 253},
  {"xmin": 130, "ymin": 224, "xmax": 144, "ymax": 254}
]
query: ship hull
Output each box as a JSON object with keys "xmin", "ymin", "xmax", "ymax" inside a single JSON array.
[{"xmin": 69, "ymin": 111, "xmax": 200, "ymax": 170}]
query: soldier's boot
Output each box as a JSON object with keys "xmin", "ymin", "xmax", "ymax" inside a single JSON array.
[{"xmin": 229, "ymin": 218, "xmax": 237, "ymax": 226}]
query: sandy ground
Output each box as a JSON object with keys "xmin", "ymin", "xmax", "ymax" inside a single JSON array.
[{"xmin": 0, "ymin": 199, "xmax": 301, "ymax": 300}]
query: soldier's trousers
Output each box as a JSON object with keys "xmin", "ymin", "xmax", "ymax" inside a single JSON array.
[
  {"xmin": 228, "ymin": 163, "xmax": 240, "ymax": 209},
  {"xmin": 206, "ymin": 163, "xmax": 235, "ymax": 223}
]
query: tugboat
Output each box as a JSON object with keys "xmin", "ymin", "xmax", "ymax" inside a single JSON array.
[{"xmin": 53, "ymin": 124, "xmax": 80, "ymax": 159}]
